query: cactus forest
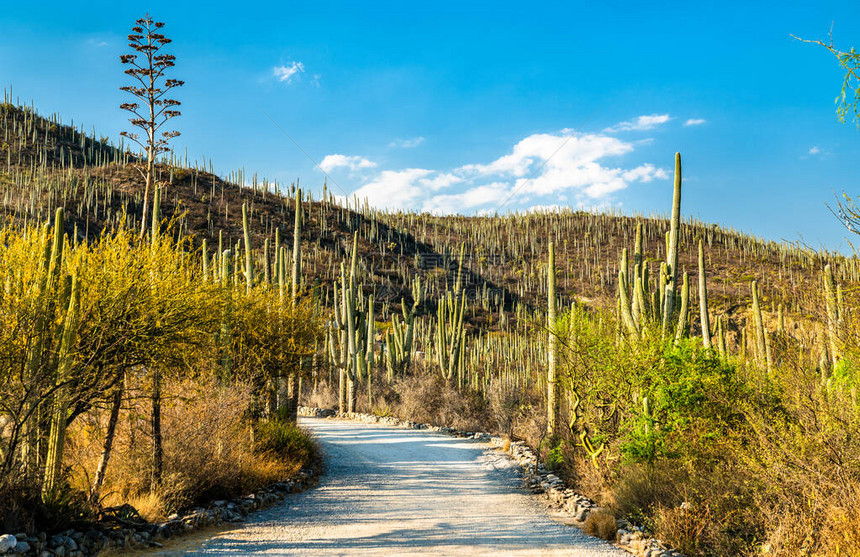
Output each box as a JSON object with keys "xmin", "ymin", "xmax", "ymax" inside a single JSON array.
[{"xmin": 2, "ymin": 13, "xmax": 860, "ymax": 557}]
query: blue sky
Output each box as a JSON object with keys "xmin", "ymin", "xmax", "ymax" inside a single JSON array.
[{"xmin": 1, "ymin": 1, "xmax": 859, "ymax": 251}]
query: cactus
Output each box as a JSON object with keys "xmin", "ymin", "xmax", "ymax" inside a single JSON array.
[
  {"xmin": 151, "ymin": 182, "xmax": 161, "ymax": 241},
  {"xmin": 242, "ymin": 203, "xmax": 253, "ymax": 293},
  {"xmin": 42, "ymin": 272, "xmax": 80, "ymax": 497},
  {"xmin": 619, "ymin": 269, "xmax": 638, "ymax": 336},
  {"xmin": 717, "ymin": 316, "xmax": 727, "ymax": 356},
  {"xmin": 201, "ymin": 239, "xmax": 209, "ymax": 281},
  {"xmin": 386, "ymin": 276, "xmax": 422, "ymax": 375},
  {"xmin": 220, "ymin": 249, "xmax": 233, "ymax": 379},
  {"xmin": 22, "ymin": 209, "xmax": 65, "ymax": 477},
  {"xmin": 823, "ymin": 264, "xmax": 840, "ymax": 369},
  {"xmin": 674, "ymin": 272, "xmax": 689, "ymax": 341},
  {"xmin": 329, "ymin": 233, "xmax": 376, "ymax": 413},
  {"xmin": 698, "ymin": 240, "xmax": 712, "ymax": 348},
  {"xmin": 662, "ymin": 152, "xmax": 682, "ymax": 337},
  {"xmin": 547, "ymin": 242, "xmax": 559, "ymax": 437},
  {"xmin": 634, "ymin": 222, "xmax": 643, "ymax": 268},
  {"xmin": 751, "ymin": 280, "xmax": 767, "ymax": 364},
  {"xmin": 435, "ymin": 289, "xmax": 467, "ymax": 386},
  {"xmin": 292, "ymin": 189, "xmax": 302, "ymax": 303},
  {"xmin": 263, "ymin": 238, "xmax": 270, "ymax": 285},
  {"xmin": 777, "ymin": 303, "xmax": 785, "ymax": 334}
]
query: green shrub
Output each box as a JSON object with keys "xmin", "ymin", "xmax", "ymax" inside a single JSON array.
[
  {"xmin": 255, "ymin": 420, "xmax": 318, "ymax": 465},
  {"xmin": 622, "ymin": 340, "xmax": 749, "ymax": 464}
]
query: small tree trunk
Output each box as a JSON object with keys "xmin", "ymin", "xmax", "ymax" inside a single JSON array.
[
  {"xmin": 285, "ymin": 374, "xmax": 299, "ymax": 423},
  {"xmin": 338, "ymin": 368, "xmax": 346, "ymax": 413},
  {"xmin": 151, "ymin": 369, "xmax": 163, "ymax": 490},
  {"xmin": 347, "ymin": 373, "xmax": 356, "ymax": 414},
  {"xmin": 91, "ymin": 382, "xmax": 123, "ymax": 504}
]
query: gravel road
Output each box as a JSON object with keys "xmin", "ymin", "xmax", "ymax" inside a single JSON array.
[{"xmin": 176, "ymin": 416, "xmax": 627, "ymax": 556}]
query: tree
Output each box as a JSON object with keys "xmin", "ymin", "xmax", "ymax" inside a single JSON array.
[
  {"xmin": 120, "ymin": 15, "xmax": 183, "ymax": 239},
  {"xmin": 795, "ymin": 30, "xmax": 860, "ymax": 236}
]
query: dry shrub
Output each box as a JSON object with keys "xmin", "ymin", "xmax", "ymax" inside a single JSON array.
[
  {"xmin": 303, "ymin": 376, "xmax": 339, "ymax": 410},
  {"xmin": 654, "ymin": 503, "xmax": 715, "ymax": 556},
  {"xmin": 584, "ymin": 510, "xmax": 617, "ymax": 541},
  {"xmin": 390, "ymin": 372, "xmax": 489, "ymax": 431},
  {"xmin": 0, "ymin": 472, "xmax": 38, "ymax": 533},
  {"xmin": 821, "ymin": 486, "xmax": 860, "ymax": 557},
  {"xmin": 758, "ymin": 483, "xmax": 860, "ymax": 557},
  {"xmin": 609, "ymin": 461, "xmax": 684, "ymax": 523},
  {"xmin": 67, "ymin": 376, "xmax": 310, "ymax": 521}
]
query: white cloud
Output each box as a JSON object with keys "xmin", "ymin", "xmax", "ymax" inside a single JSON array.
[
  {"xmin": 604, "ymin": 114, "xmax": 672, "ymax": 133},
  {"xmin": 319, "ymin": 154, "xmax": 377, "ymax": 173},
  {"xmin": 809, "ymin": 146, "xmax": 821, "ymax": 155},
  {"xmin": 684, "ymin": 118, "xmax": 707, "ymax": 126},
  {"xmin": 344, "ymin": 169, "xmax": 433, "ymax": 210},
  {"xmin": 419, "ymin": 172, "xmax": 462, "ymax": 191},
  {"xmin": 422, "ymin": 183, "xmax": 509, "ymax": 214},
  {"xmin": 273, "ymin": 62, "xmax": 305, "ymax": 83},
  {"xmin": 390, "ymin": 137, "xmax": 425, "ymax": 148},
  {"xmin": 327, "ymin": 127, "xmax": 668, "ymax": 215}
]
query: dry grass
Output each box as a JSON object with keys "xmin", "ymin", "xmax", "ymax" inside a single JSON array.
[
  {"xmin": 583, "ymin": 510, "xmax": 617, "ymax": 541},
  {"xmin": 821, "ymin": 487, "xmax": 860, "ymax": 557},
  {"xmin": 66, "ymin": 376, "xmax": 312, "ymax": 521}
]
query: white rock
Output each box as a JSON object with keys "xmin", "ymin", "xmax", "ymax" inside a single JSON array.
[{"xmin": 0, "ymin": 534, "xmax": 16, "ymax": 553}]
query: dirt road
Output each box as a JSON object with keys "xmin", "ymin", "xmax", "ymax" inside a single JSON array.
[{"xmin": 177, "ymin": 417, "xmax": 627, "ymax": 556}]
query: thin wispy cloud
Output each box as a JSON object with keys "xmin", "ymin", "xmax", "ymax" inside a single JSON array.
[
  {"xmin": 389, "ymin": 137, "xmax": 425, "ymax": 148},
  {"xmin": 684, "ymin": 118, "xmax": 707, "ymax": 126},
  {"xmin": 85, "ymin": 38, "xmax": 108, "ymax": 47},
  {"xmin": 273, "ymin": 61, "xmax": 305, "ymax": 83},
  {"xmin": 604, "ymin": 114, "xmax": 672, "ymax": 133},
  {"xmin": 329, "ymin": 128, "xmax": 668, "ymax": 213},
  {"xmin": 808, "ymin": 146, "xmax": 821, "ymax": 155},
  {"xmin": 319, "ymin": 154, "xmax": 376, "ymax": 173}
]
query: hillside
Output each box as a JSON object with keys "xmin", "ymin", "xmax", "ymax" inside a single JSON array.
[{"xmin": 1, "ymin": 100, "xmax": 857, "ymax": 340}]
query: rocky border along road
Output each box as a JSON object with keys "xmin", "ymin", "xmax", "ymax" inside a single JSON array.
[
  {"xmin": 0, "ymin": 463, "xmax": 320, "ymax": 556},
  {"xmin": 299, "ymin": 407, "xmax": 683, "ymax": 557}
]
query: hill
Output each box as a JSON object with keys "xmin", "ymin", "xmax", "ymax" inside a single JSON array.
[{"xmin": 2, "ymin": 100, "xmax": 856, "ymax": 339}]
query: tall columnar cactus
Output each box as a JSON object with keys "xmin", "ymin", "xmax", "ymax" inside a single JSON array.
[
  {"xmin": 278, "ymin": 245, "xmax": 287, "ymax": 302},
  {"xmin": 151, "ymin": 181, "xmax": 161, "ymax": 242},
  {"xmin": 220, "ymin": 249, "xmax": 233, "ymax": 379},
  {"xmin": 435, "ymin": 289, "xmax": 467, "ymax": 387},
  {"xmin": 698, "ymin": 240, "xmax": 712, "ymax": 348},
  {"xmin": 201, "ymin": 239, "xmax": 209, "ymax": 281},
  {"xmin": 751, "ymin": 280, "xmax": 767, "ymax": 364},
  {"xmin": 823, "ymin": 264, "xmax": 840, "ymax": 369},
  {"xmin": 43, "ymin": 273, "xmax": 80, "ymax": 497},
  {"xmin": 292, "ymin": 189, "xmax": 302, "ymax": 303},
  {"xmin": 674, "ymin": 272, "xmax": 690, "ymax": 341},
  {"xmin": 777, "ymin": 303, "xmax": 785, "ymax": 334},
  {"xmin": 547, "ymin": 242, "xmax": 559, "ymax": 437},
  {"xmin": 242, "ymin": 203, "xmax": 253, "ymax": 293},
  {"xmin": 634, "ymin": 222, "xmax": 643, "ymax": 268},
  {"xmin": 716, "ymin": 316, "xmax": 727, "ymax": 356},
  {"xmin": 263, "ymin": 239, "xmax": 270, "ymax": 285},
  {"xmin": 618, "ymin": 268, "xmax": 638, "ymax": 336},
  {"xmin": 329, "ymin": 233, "xmax": 375, "ymax": 413},
  {"xmin": 22, "ymin": 208, "xmax": 66, "ymax": 476},
  {"xmin": 662, "ymin": 152, "xmax": 682, "ymax": 337},
  {"xmin": 386, "ymin": 276, "xmax": 422, "ymax": 376}
]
